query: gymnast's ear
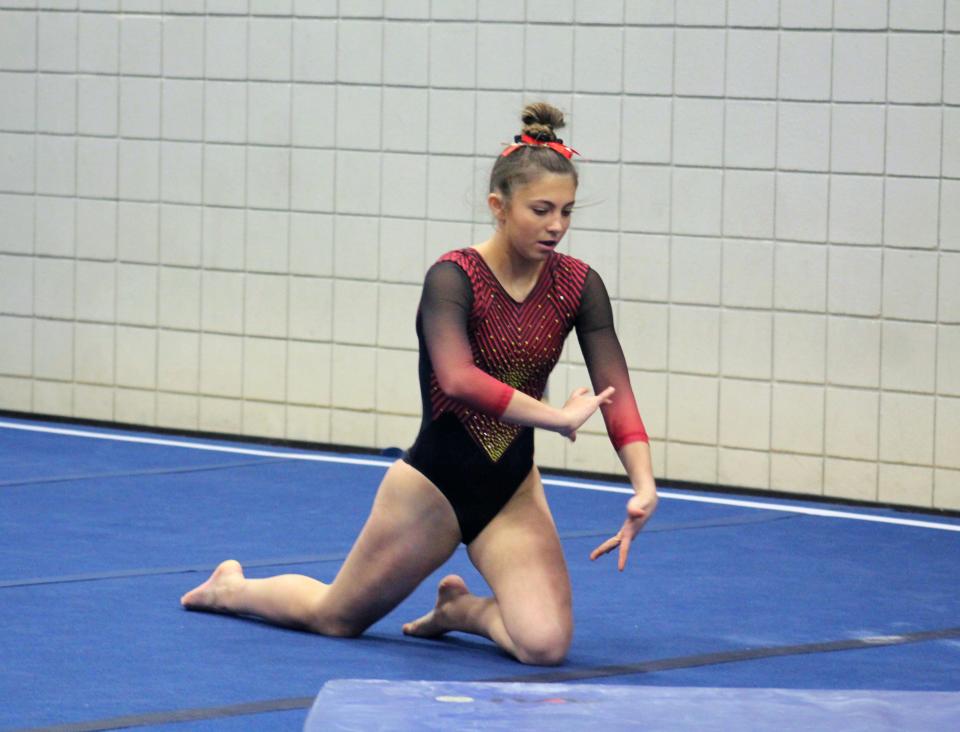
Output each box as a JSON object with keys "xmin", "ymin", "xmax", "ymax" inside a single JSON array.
[{"xmin": 488, "ymin": 190, "xmax": 507, "ymax": 226}]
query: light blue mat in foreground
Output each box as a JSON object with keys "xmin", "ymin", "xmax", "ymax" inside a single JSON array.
[{"xmin": 305, "ymin": 679, "xmax": 960, "ymax": 731}]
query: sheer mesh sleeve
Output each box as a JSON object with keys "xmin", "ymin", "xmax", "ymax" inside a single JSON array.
[
  {"xmin": 419, "ymin": 261, "xmax": 515, "ymax": 417},
  {"xmin": 575, "ymin": 268, "xmax": 649, "ymax": 450}
]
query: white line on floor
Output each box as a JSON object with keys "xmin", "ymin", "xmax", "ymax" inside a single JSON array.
[{"xmin": 3, "ymin": 420, "xmax": 958, "ymax": 533}]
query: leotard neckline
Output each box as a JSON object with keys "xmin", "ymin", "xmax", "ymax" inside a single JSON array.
[{"xmin": 464, "ymin": 247, "xmax": 554, "ymax": 306}]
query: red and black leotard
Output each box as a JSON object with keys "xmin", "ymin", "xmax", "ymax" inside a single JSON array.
[{"xmin": 403, "ymin": 248, "xmax": 647, "ymax": 543}]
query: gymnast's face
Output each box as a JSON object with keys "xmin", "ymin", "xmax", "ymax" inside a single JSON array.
[{"xmin": 491, "ymin": 173, "xmax": 576, "ymax": 261}]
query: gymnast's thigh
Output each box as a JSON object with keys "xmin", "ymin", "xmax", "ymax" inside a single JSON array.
[
  {"xmin": 466, "ymin": 466, "xmax": 573, "ymax": 647},
  {"xmin": 321, "ymin": 460, "xmax": 461, "ymax": 633}
]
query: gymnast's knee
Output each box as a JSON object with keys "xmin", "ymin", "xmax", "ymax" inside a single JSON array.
[
  {"xmin": 513, "ymin": 626, "xmax": 571, "ymax": 666},
  {"xmin": 306, "ymin": 608, "xmax": 370, "ymax": 638}
]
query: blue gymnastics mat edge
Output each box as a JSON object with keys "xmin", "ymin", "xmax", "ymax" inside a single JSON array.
[{"xmin": 304, "ymin": 679, "xmax": 960, "ymax": 732}]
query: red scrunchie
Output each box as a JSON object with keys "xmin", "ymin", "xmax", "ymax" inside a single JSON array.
[{"xmin": 501, "ymin": 133, "xmax": 579, "ymax": 160}]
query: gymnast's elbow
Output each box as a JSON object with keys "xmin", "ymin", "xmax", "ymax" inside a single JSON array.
[{"xmin": 435, "ymin": 369, "xmax": 472, "ymax": 403}]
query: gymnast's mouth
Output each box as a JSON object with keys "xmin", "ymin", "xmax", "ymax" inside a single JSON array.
[{"xmin": 538, "ymin": 240, "xmax": 559, "ymax": 247}]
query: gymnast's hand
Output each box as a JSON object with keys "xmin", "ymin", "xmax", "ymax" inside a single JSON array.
[
  {"xmin": 558, "ymin": 386, "xmax": 615, "ymax": 442},
  {"xmin": 589, "ymin": 491, "xmax": 657, "ymax": 571}
]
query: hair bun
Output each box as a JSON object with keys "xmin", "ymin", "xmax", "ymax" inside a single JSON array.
[{"xmin": 520, "ymin": 102, "xmax": 565, "ymax": 143}]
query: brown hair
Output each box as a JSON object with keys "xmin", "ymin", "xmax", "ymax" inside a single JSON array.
[{"xmin": 489, "ymin": 102, "xmax": 578, "ymax": 201}]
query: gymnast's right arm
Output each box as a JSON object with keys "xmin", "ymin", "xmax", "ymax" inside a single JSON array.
[{"xmin": 419, "ymin": 261, "xmax": 610, "ymax": 439}]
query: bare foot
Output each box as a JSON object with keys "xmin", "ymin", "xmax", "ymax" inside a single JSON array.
[
  {"xmin": 180, "ymin": 559, "xmax": 245, "ymax": 612},
  {"xmin": 402, "ymin": 574, "xmax": 471, "ymax": 638}
]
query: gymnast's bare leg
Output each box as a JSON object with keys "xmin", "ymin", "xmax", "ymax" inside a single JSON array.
[
  {"xmin": 180, "ymin": 460, "xmax": 461, "ymax": 637},
  {"xmin": 403, "ymin": 465, "xmax": 573, "ymax": 665}
]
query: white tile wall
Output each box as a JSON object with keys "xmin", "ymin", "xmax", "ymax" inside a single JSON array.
[
  {"xmin": 833, "ymin": 32, "xmax": 887, "ymax": 103},
  {"xmin": 771, "ymin": 452, "xmax": 824, "ymax": 496},
  {"xmin": 888, "ymin": 34, "xmax": 943, "ymax": 104},
  {"xmin": 525, "ymin": 25, "xmax": 574, "ymax": 92},
  {"xmin": 293, "ymin": 20, "xmax": 336, "ymax": 82},
  {"xmin": 721, "ymin": 309, "xmax": 772, "ymax": 380},
  {"xmin": 825, "ymin": 387, "xmax": 879, "ymax": 460},
  {"xmin": 724, "ymin": 101, "xmax": 776, "ymax": 169},
  {"xmin": 773, "ymin": 312, "xmax": 826, "ymax": 384},
  {"xmin": 827, "ymin": 317, "xmax": 881, "ymax": 388},
  {"xmin": 200, "ymin": 334, "xmax": 243, "ymax": 397},
  {"xmin": 880, "ymin": 321, "xmax": 937, "ymax": 393},
  {"xmin": 772, "ymin": 382, "xmax": 825, "ymax": 455},
  {"xmin": 115, "ymin": 387, "xmax": 156, "ymax": 426},
  {"xmin": 884, "ymin": 178, "xmax": 940, "ymax": 249},
  {"xmin": 942, "ymin": 110, "xmax": 960, "ymax": 177},
  {"xmin": 672, "ymin": 168, "xmax": 723, "ymax": 236},
  {"xmin": 774, "ymin": 242, "xmax": 827, "ymax": 312},
  {"xmin": 828, "ymin": 246, "xmax": 882, "ymax": 316},
  {"xmin": 624, "ymin": 28, "xmax": 673, "ymax": 95},
  {"xmin": 622, "ymin": 97, "xmax": 671, "ymax": 165},
  {"xmin": 243, "ymin": 336, "xmax": 286, "ymax": 402},
  {"xmin": 879, "ymin": 392, "xmax": 935, "ymax": 466},
  {"xmin": 726, "ymin": 30, "xmax": 777, "ymax": 99},
  {"xmin": 205, "ymin": 16, "xmax": 246, "ymax": 81},
  {"xmin": 834, "ymin": 0, "xmax": 888, "ymax": 30},
  {"xmin": 242, "ymin": 400, "xmax": 285, "ymax": 438},
  {"xmin": 937, "ymin": 397, "xmax": 960, "ymax": 469},
  {"xmin": 34, "ymin": 319, "xmax": 74, "ymax": 381},
  {"xmin": 669, "ymin": 305, "xmax": 719, "ymax": 374},
  {"xmin": 947, "ymin": 35, "xmax": 960, "ymax": 104},
  {"xmin": 201, "ymin": 271, "xmax": 243, "ymax": 333},
  {"xmin": 942, "ymin": 254, "xmax": 960, "ymax": 323},
  {"xmin": 824, "ymin": 457, "xmax": 878, "ymax": 502},
  {"xmin": 942, "ymin": 181, "xmax": 960, "ymax": 249},
  {"xmin": 0, "ymin": 317, "xmax": 33, "ymax": 376},
  {"xmin": 291, "ymin": 85, "xmax": 335, "ymax": 148},
  {"xmin": 879, "ymin": 463, "xmax": 933, "ymax": 508},
  {"xmin": 949, "ymin": 0, "xmax": 960, "ymax": 30},
  {"xmin": 246, "ymin": 210, "xmax": 289, "ymax": 273},
  {"xmin": 777, "ymin": 173, "xmax": 829, "ymax": 243},
  {"xmin": 886, "ymin": 106, "xmax": 942, "ymax": 178},
  {"xmin": 667, "ymin": 373, "xmax": 718, "ymax": 443},
  {"xmin": 34, "ymin": 380, "xmax": 73, "ymax": 417},
  {"xmin": 157, "ymin": 329, "xmax": 199, "ymax": 393},
  {"xmin": 2, "ymin": 5, "xmax": 956, "ymax": 509},
  {"xmin": 337, "ymin": 85, "xmax": 382, "ymax": 151},
  {"xmin": 938, "ymin": 326, "xmax": 960, "ymax": 396},
  {"xmin": 831, "ymin": 105, "xmax": 885, "ymax": 175},
  {"xmin": 666, "ymin": 441, "xmax": 718, "ymax": 484},
  {"xmin": 719, "ymin": 447, "xmax": 769, "ymax": 491},
  {"xmin": 723, "ymin": 170, "xmax": 775, "ymax": 239},
  {"xmin": 116, "ymin": 326, "xmax": 157, "ymax": 389},
  {"xmin": 244, "ymin": 274, "xmax": 288, "ymax": 338},
  {"xmin": 76, "ymin": 260, "xmax": 116, "ymax": 323},
  {"xmin": 829, "ymin": 175, "xmax": 884, "ymax": 245},
  {"xmin": 74, "ymin": 384, "xmax": 114, "ymax": 422},
  {"xmin": 122, "ymin": 69, "xmax": 163, "ymax": 137},
  {"xmin": 37, "ymin": 75, "xmax": 77, "ymax": 134},
  {"xmin": 287, "ymin": 341, "xmax": 331, "ymax": 407},
  {"xmin": 935, "ymin": 469, "xmax": 960, "ymax": 511},
  {"xmin": 162, "ymin": 16, "xmax": 204, "ymax": 79},
  {"xmin": 719, "ymin": 378, "xmax": 770, "ymax": 450},
  {"xmin": 673, "ymin": 98, "xmax": 723, "ymax": 167},
  {"xmin": 74, "ymin": 323, "xmax": 115, "ymax": 384},
  {"xmin": 882, "ymin": 249, "xmax": 938, "ymax": 321},
  {"xmin": 38, "ymin": 13, "xmax": 77, "ymax": 73},
  {"xmin": 779, "ymin": 31, "xmax": 832, "ymax": 101},
  {"xmin": 620, "ymin": 165, "xmax": 671, "ymax": 233}
]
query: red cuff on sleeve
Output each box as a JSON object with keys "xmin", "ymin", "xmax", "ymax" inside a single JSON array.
[
  {"xmin": 491, "ymin": 384, "xmax": 515, "ymax": 418},
  {"xmin": 611, "ymin": 429, "xmax": 649, "ymax": 452}
]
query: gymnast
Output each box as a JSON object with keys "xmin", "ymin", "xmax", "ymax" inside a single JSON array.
[{"xmin": 181, "ymin": 102, "xmax": 658, "ymax": 666}]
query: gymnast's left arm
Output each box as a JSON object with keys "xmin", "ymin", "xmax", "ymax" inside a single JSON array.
[{"xmin": 574, "ymin": 269, "xmax": 658, "ymax": 571}]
